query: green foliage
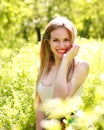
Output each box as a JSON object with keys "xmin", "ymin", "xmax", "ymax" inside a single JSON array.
[
  {"xmin": 0, "ymin": 0, "xmax": 37, "ymax": 44},
  {"xmin": 0, "ymin": 43, "xmax": 39, "ymax": 130},
  {"xmin": 0, "ymin": 0, "xmax": 104, "ymax": 45},
  {"xmin": 77, "ymin": 38, "xmax": 104, "ymax": 110}
]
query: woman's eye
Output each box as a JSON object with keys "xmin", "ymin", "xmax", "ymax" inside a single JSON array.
[
  {"xmin": 65, "ymin": 38, "xmax": 70, "ymax": 41},
  {"xmin": 53, "ymin": 39, "xmax": 58, "ymax": 42}
]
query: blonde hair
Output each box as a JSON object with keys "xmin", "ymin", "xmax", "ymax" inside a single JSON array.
[{"xmin": 36, "ymin": 16, "xmax": 77, "ymax": 85}]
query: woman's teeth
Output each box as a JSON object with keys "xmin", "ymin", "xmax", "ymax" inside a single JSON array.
[
  {"xmin": 57, "ymin": 49, "xmax": 66, "ymax": 55},
  {"xmin": 57, "ymin": 49, "xmax": 67, "ymax": 54}
]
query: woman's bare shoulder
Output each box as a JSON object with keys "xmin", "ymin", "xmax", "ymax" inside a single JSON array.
[{"xmin": 75, "ymin": 59, "xmax": 89, "ymax": 71}]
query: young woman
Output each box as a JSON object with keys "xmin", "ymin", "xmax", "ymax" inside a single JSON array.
[{"xmin": 36, "ymin": 16, "xmax": 89, "ymax": 130}]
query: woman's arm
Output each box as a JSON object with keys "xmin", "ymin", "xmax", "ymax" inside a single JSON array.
[
  {"xmin": 54, "ymin": 44, "xmax": 89, "ymax": 98},
  {"xmin": 36, "ymin": 96, "xmax": 45, "ymax": 130}
]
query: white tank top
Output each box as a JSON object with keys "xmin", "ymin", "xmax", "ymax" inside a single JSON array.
[{"xmin": 37, "ymin": 82, "xmax": 83, "ymax": 102}]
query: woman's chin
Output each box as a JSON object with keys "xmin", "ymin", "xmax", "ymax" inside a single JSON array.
[{"xmin": 56, "ymin": 53, "xmax": 65, "ymax": 58}]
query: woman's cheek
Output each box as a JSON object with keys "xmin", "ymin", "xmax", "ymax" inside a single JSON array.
[{"xmin": 67, "ymin": 44, "xmax": 72, "ymax": 51}]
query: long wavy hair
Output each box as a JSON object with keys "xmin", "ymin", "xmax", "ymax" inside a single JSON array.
[{"xmin": 36, "ymin": 16, "xmax": 77, "ymax": 86}]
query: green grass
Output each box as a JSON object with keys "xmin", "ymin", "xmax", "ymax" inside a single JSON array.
[
  {"xmin": 0, "ymin": 38, "xmax": 104, "ymax": 129},
  {"xmin": 0, "ymin": 43, "xmax": 39, "ymax": 130},
  {"xmin": 77, "ymin": 38, "xmax": 104, "ymax": 109}
]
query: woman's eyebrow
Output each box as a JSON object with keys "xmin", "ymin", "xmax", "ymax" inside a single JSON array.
[{"xmin": 51, "ymin": 37, "xmax": 58, "ymax": 39}]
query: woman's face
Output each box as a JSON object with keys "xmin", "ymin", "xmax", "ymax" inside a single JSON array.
[{"xmin": 49, "ymin": 27, "xmax": 72, "ymax": 58}]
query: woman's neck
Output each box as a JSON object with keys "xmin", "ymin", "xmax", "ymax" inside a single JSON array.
[{"xmin": 54, "ymin": 57, "xmax": 62, "ymax": 67}]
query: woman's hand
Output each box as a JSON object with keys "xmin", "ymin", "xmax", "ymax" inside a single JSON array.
[{"xmin": 63, "ymin": 44, "xmax": 80, "ymax": 62}]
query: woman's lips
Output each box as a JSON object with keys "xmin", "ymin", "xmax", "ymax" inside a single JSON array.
[{"xmin": 57, "ymin": 49, "xmax": 67, "ymax": 55}]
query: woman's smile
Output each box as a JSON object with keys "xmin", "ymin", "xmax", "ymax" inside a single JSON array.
[{"xmin": 56, "ymin": 49, "xmax": 68, "ymax": 55}]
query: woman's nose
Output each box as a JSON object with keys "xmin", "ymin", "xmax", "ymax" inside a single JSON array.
[{"xmin": 60, "ymin": 42, "xmax": 65, "ymax": 48}]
